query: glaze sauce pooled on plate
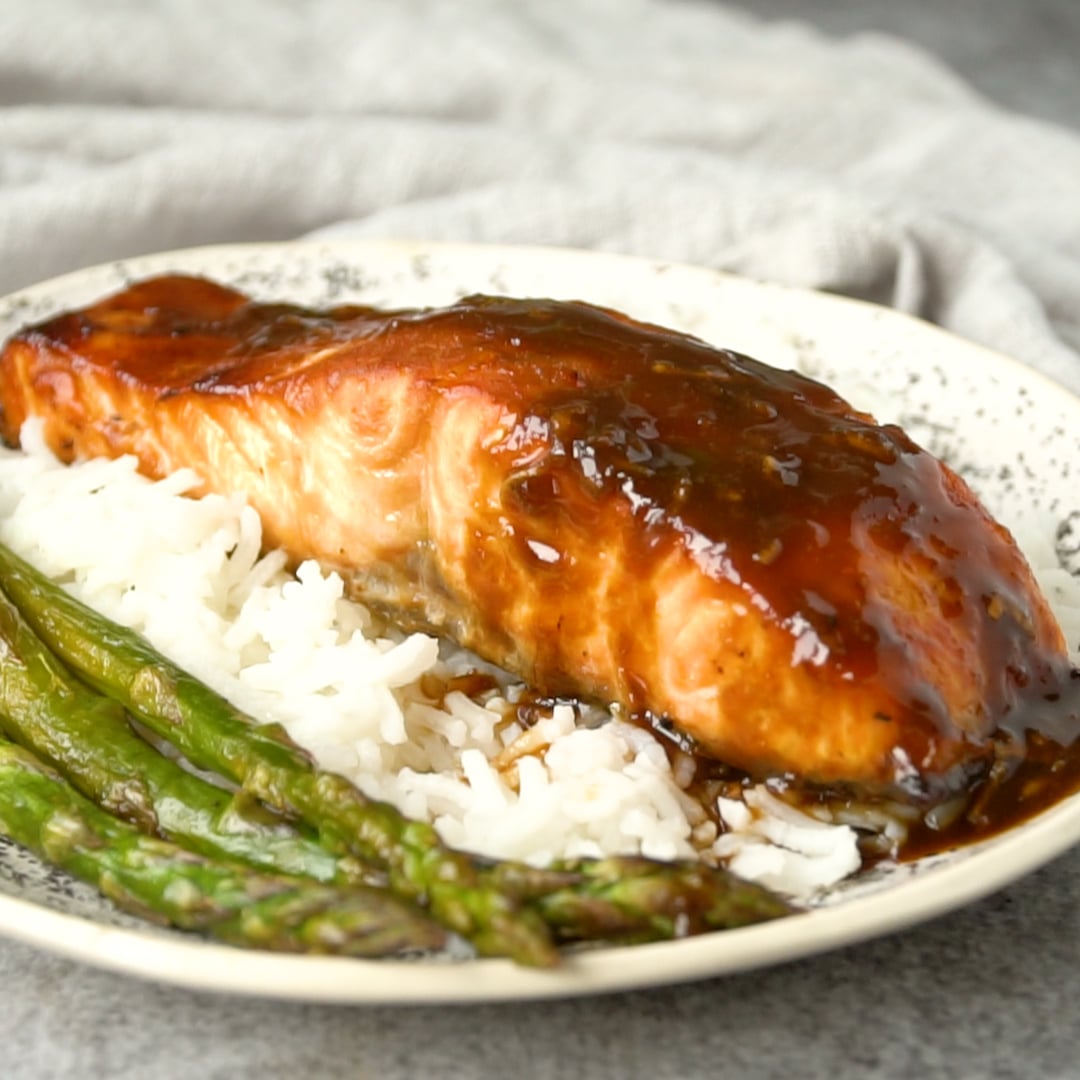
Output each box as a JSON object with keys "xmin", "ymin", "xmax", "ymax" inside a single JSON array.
[
  {"xmin": 2, "ymin": 274, "xmax": 1079, "ymax": 859},
  {"xmin": 898, "ymin": 671, "xmax": 1080, "ymax": 858}
]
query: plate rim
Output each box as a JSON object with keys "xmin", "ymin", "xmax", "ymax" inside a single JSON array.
[
  {"xmin": 1, "ymin": 238, "xmax": 1078, "ymax": 1004},
  {"xmin": 9, "ymin": 236, "xmax": 1074, "ymax": 406},
  {"xmin": 2, "ymin": 780, "xmax": 1078, "ymax": 1004}
]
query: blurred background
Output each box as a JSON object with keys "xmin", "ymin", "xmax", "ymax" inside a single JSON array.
[{"xmin": 726, "ymin": 0, "xmax": 1078, "ymax": 130}]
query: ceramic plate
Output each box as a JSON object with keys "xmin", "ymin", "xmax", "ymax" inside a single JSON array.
[{"xmin": 0, "ymin": 241, "xmax": 1077, "ymax": 1004}]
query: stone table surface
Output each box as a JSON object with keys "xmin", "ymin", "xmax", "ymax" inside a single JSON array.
[{"xmin": 3, "ymin": 3, "xmax": 1080, "ymax": 1078}]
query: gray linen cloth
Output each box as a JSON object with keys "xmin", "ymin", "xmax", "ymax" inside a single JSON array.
[{"xmin": 2, "ymin": 0, "xmax": 1078, "ymax": 391}]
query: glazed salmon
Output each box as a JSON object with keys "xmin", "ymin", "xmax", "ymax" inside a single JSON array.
[{"xmin": 0, "ymin": 274, "xmax": 1072, "ymax": 802}]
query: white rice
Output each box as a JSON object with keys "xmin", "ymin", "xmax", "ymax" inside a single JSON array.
[{"xmin": 1, "ymin": 419, "xmax": 1076, "ymax": 901}]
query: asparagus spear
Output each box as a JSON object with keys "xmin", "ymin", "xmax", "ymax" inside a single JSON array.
[
  {"xmin": 532, "ymin": 855, "xmax": 793, "ymax": 943},
  {"xmin": 0, "ymin": 541, "xmax": 794, "ymax": 957},
  {"xmin": 0, "ymin": 734, "xmax": 446, "ymax": 955},
  {"xmin": 0, "ymin": 585, "xmax": 369, "ymax": 887},
  {"xmin": 0, "ymin": 542, "xmax": 557, "ymax": 965}
]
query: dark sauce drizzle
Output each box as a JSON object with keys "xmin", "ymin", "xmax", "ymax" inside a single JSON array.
[
  {"xmin": 899, "ymin": 670, "xmax": 1080, "ymax": 858},
  {"xmin": 243, "ymin": 292, "xmax": 1080, "ymax": 858},
  {"xmin": 38, "ymin": 279, "xmax": 1080, "ymax": 862},
  {"xmin": 431, "ymin": 297, "xmax": 1080, "ymax": 859}
]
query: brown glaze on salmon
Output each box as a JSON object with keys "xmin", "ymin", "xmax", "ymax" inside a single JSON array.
[{"xmin": 0, "ymin": 274, "xmax": 1074, "ymax": 804}]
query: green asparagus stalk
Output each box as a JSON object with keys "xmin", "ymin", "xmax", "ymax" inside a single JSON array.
[
  {"xmin": 0, "ymin": 734, "xmax": 446, "ymax": 955},
  {"xmin": 533, "ymin": 855, "xmax": 793, "ymax": 943},
  {"xmin": 0, "ymin": 542, "xmax": 556, "ymax": 965},
  {"xmin": 0, "ymin": 585, "xmax": 368, "ymax": 887},
  {"xmin": 0, "ymin": 541, "xmax": 794, "ymax": 958}
]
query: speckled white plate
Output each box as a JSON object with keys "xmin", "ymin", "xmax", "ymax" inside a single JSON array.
[{"xmin": 0, "ymin": 241, "xmax": 1078, "ymax": 1004}]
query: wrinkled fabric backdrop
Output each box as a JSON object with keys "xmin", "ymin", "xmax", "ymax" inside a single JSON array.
[{"xmin": 1, "ymin": 0, "xmax": 1078, "ymax": 394}]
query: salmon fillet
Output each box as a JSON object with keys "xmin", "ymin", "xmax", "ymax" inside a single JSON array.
[{"xmin": 0, "ymin": 274, "xmax": 1071, "ymax": 802}]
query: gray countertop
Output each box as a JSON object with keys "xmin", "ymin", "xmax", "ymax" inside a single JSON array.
[{"xmin": 3, "ymin": 4, "xmax": 1080, "ymax": 1078}]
